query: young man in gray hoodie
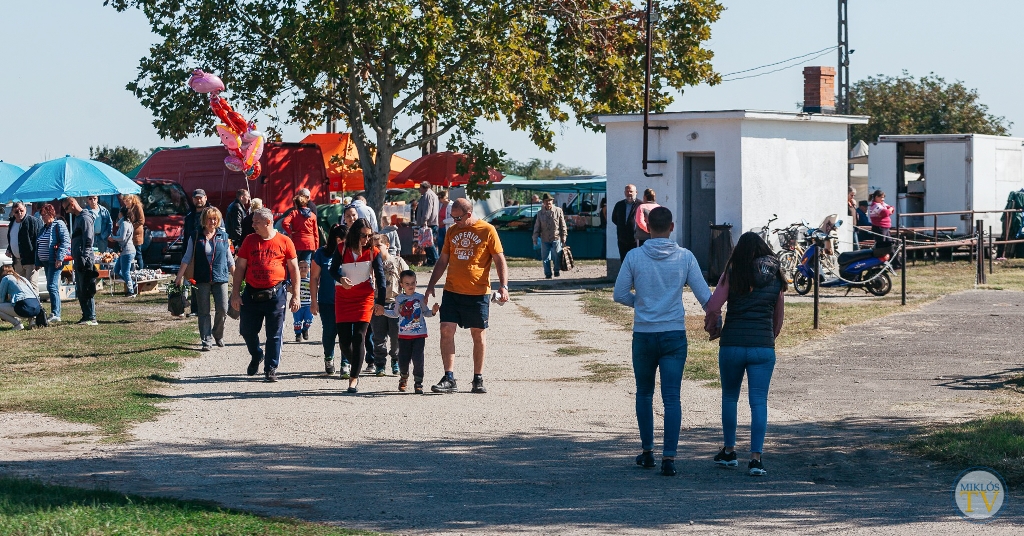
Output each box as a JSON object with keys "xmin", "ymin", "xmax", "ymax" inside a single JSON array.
[{"xmin": 613, "ymin": 206, "xmax": 712, "ymax": 476}]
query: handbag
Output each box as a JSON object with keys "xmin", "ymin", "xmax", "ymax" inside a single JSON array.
[
  {"xmin": 167, "ymin": 283, "xmax": 190, "ymax": 316},
  {"xmin": 559, "ymin": 244, "xmax": 575, "ymax": 272}
]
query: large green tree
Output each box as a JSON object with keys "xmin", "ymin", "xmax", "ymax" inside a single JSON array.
[
  {"xmin": 107, "ymin": 0, "xmax": 722, "ymax": 213},
  {"xmin": 89, "ymin": 145, "xmax": 147, "ymax": 175},
  {"xmin": 850, "ymin": 71, "xmax": 1011, "ymax": 144}
]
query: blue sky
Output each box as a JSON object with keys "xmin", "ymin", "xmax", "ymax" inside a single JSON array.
[{"xmin": 2, "ymin": 0, "xmax": 1023, "ymax": 174}]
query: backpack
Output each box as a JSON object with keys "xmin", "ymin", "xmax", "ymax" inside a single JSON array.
[{"xmin": 559, "ymin": 245, "xmax": 575, "ymax": 272}]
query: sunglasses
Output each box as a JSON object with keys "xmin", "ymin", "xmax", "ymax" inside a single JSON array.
[
  {"xmin": 360, "ymin": 233, "xmax": 374, "ymax": 239},
  {"xmin": 451, "ymin": 213, "xmax": 466, "ymax": 222}
]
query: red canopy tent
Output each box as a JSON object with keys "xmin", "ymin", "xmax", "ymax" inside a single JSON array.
[{"xmin": 391, "ymin": 151, "xmax": 503, "ymax": 188}]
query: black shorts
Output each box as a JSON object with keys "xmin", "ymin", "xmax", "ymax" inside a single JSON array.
[{"xmin": 439, "ymin": 290, "xmax": 490, "ymax": 329}]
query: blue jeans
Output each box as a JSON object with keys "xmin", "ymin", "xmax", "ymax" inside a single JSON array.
[
  {"xmin": 632, "ymin": 330, "xmax": 688, "ymax": 457},
  {"xmin": 42, "ymin": 263, "xmax": 62, "ymax": 319},
  {"xmin": 319, "ymin": 301, "xmax": 338, "ymax": 360},
  {"xmin": 424, "ymin": 225, "xmax": 438, "ymax": 265},
  {"xmin": 115, "ymin": 252, "xmax": 135, "ymax": 294},
  {"xmin": 719, "ymin": 346, "xmax": 776, "ymax": 454},
  {"xmin": 239, "ymin": 285, "xmax": 287, "ymax": 370},
  {"xmin": 540, "ymin": 239, "xmax": 562, "ymax": 278},
  {"xmin": 293, "ymin": 305, "xmax": 313, "ymax": 333}
]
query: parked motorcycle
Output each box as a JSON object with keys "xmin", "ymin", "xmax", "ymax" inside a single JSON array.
[{"xmin": 793, "ymin": 214, "xmax": 900, "ymax": 297}]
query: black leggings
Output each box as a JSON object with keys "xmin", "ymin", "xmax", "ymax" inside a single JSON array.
[{"xmin": 337, "ymin": 322, "xmax": 369, "ymax": 378}]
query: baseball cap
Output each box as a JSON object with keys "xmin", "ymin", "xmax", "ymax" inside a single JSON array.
[{"xmin": 193, "ymin": 189, "xmax": 207, "ymax": 197}]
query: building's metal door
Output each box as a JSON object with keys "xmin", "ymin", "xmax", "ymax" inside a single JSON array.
[
  {"xmin": 923, "ymin": 141, "xmax": 969, "ymax": 233},
  {"xmin": 687, "ymin": 156, "xmax": 716, "ymax": 269}
]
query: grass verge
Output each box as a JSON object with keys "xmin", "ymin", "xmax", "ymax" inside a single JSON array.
[
  {"xmin": 555, "ymin": 345, "xmax": 606, "ymax": 356},
  {"xmin": 906, "ymin": 413, "xmax": 1024, "ymax": 486},
  {"xmin": 0, "ymin": 477, "xmax": 376, "ymax": 536},
  {"xmin": 0, "ymin": 292, "xmax": 198, "ymax": 440},
  {"xmin": 555, "ymin": 361, "xmax": 631, "ymax": 383}
]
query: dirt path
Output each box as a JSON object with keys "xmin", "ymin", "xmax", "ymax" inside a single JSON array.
[{"xmin": 2, "ymin": 283, "xmax": 1022, "ymax": 533}]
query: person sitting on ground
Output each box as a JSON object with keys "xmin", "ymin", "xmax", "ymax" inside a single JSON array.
[
  {"xmin": 371, "ymin": 233, "xmax": 409, "ymax": 376},
  {"xmin": 311, "ymin": 224, "xmax": 349, "ymax": 377},
  {"xmin": 288, "ymin": 260, "xmax": 313, "ymax": 342},
  {"xmin": 383, "ymin": 269, "xmax": 440, "ymax": 394},
  {"xmin": 704, "ymin": 231, "xmax": 787, "ymax": 477},
  {"xmin": 613, "ymin": 206, "xmax": 712, "ymax": 477},
  {"xmin": 0, "ymin": 264, "xmax": 43, "ymax": 330}
]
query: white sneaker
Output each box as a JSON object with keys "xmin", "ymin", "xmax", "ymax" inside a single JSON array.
[
  {"xmin": 12, "ymin": 322, "xmax": 24, "ymax": 331},
  {"xmin": 47, "ymin": 315, "xmax": 61, "ymax": 323}
]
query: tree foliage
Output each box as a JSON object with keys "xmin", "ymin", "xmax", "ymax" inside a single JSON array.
[
  {"xmin": 89, "ymin": 145, "xmax": 147, "ymax": 175},
  {"xmin": 107, "ymin": 0, "xmax": 722, "ymax": 213},
  {"xmin": 850, "ymin": 71, "xmax": 1011, "ymax": 144},
  {"xmin": 500, "ymin": 158, "xmax": 592, "ymax": 179}
]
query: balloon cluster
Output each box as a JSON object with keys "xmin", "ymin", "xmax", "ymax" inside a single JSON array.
[{"xmin": 188, "ymin": 70, "xmax": 265, "ymax": 180}]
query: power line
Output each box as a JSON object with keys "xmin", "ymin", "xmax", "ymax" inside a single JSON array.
[
  {"xmin": 718, "ymin": 45, "xmax": 838, "ymax": 79},
  {"xmin": 721, "ymin": 48, "xmax": 838, "ymax": 82}
]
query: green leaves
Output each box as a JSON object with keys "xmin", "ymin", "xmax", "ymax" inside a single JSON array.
[
  {"xmin": 112, "ymin": 0, "xmax": 722, "ymax": 211},
  {"xmin": 850, "ymin": 71, "xmax": 1011, "ymax": 143}
]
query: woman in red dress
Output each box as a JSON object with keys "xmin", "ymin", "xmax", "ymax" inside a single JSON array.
[{"xmin": 330, "ymin": 218, "xmax": 386, "ymax": 393}]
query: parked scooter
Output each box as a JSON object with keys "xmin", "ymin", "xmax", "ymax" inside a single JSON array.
[{"xmin": 793, "ymin": 214, "xmax": 900, "ymax": 297}]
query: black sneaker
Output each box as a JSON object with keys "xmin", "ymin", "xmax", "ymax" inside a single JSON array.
[
  {"xmin": 295, "ymin": 333, "xmax": 302, "ymax": 343},
  {"xmin": 414, "ymin": 383, "xmax": 424, "ymax": 395},
  {"xmin": 635, "ymin": 451, "xmax": 655, "ymax": 468},
  {"xmin": 301, "ymin": 329, "xmax": 309, "ymax": 341},
  {"xmin": 431, "ymin": 376, "xmax": 457, "ymax": 393},
  {"xmin": 661, "ymin": 459, "xmax": 677, "ymax": 476},
  {"xmin": 265, "ymin": 367, "xmax": 278, "ymax": 382},
  {"xmin": 748, "ymin": 459, "xmax": 767, "ymax": 476},
  {"xmin": 246, "ymin": 357, "xmax": 263, "ymax": 376},
  {"xmin": 471, "ymin": 377, "xmax": 487, "ymax": 394},
  {"xmin": 714, "ymin": 448, "xmax": 738, "ymax": 467},
  {"xmin": 324, "ymin": 359, "xmax": 336, "ymax": 375}
]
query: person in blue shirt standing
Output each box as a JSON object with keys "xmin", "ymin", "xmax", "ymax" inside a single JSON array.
[
  {"xmin": 614, "ymin": 206, "xmax": 711, "ymax": 477},
  {"xmin": 85, "ymin": 196, "xmax": 113, "ymax": 253}
]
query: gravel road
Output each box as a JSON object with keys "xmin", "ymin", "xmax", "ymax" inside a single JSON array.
[{"xmin": 1, "ymin": 271, "xmax": 1021, "ymax": 533}]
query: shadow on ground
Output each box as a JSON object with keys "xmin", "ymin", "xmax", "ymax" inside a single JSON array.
[{"xmin": 1, "ymin": 416, "xmax": 1004, "ymax": 533}]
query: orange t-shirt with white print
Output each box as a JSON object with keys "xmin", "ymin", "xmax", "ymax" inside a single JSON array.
[{"xmin": 442, "ymin": 219, "xmax": 503, "ymax": 296}]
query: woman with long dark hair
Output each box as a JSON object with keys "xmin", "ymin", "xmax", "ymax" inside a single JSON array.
[
  {"xmin": 704, "ymin": 231, "xmax": 787, "ymax": 476},
  {"xmin": 329, "ymin": 218, "xmax": 386, "ymax": 393}
]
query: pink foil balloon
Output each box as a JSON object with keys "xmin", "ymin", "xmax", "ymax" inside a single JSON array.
[
  {"xmin": 188, "ymin": 69, "xmax": 225, "ymax": 94},
  {"xmin": 216, "ymin": 125, "xmax": 241, "ymax": 150}
]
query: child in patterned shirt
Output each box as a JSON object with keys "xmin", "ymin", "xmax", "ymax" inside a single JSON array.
[
  {"xmin": 383, "ymin": 270, "xmax": 439, "ymax": 394},
  {"xmin": 291, "ymin": 260, "xmax": 313, "ymax": 342}
]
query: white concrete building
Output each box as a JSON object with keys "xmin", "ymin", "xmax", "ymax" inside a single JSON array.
[
  {"xmin": 868, "ymin": 134, "xmax": 1024, "ymax": 234},
  {"xmin": 595, "ymin": 109, "xmax": 868, "ymax": 277}
]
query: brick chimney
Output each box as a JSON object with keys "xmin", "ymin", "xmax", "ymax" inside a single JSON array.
[{"xmin": 802, "ymin": 66, "xmax": 836, "ymax": 114}]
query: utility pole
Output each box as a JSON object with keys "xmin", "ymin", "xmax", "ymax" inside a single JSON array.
[
  {"xmin": 837, "ymin": 0, "xmax": 850, "ymax": 115},
  {"xmin": 642, "ymin": 0, "xmax": 666, "ymax": 177}
]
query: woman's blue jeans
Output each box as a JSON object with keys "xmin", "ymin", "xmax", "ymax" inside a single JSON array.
[
  {"xmin": 719, "ymin": 346, "xmax": 776, "ymax": 454},
  {"xmin": 42, "ymin": 263, "xmax": 62, "ymax": 319},
  {"xmin": 115, "ymin": 252, "xmax": 135, "ymax": 294},
  {"xmin": 632, "ymin": 330, "xmax": 688, "ymax": 457}
]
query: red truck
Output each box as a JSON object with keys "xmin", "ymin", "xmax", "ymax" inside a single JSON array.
[{"xmin": 102, "ymin": 142, "xmax": 330, "ymax": 270}]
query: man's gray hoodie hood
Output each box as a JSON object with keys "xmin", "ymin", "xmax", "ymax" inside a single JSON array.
[{"xmin": 613, "ymin": 238, "xmax": 713, "ymax": 333}]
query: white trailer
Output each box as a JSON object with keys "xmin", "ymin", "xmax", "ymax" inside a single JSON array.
[{"xmin": 868, "ymin": 134, "xmax": 1024, "ymax": 235}]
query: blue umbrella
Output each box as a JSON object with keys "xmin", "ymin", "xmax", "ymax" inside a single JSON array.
[
  {"xmin": 0, "ymin": 155, "xmax": 142, "ymax": 203},
  {"xmin": 0, "ymin": 161, "xmax": 26, "ymax": 201}
]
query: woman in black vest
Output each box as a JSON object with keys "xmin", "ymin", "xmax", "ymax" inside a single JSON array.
[
  {"xmin": 176, "ymin": 207, "xmax": 235, "ymax": 351},
  {"xmin": 704, "ymin": 232, "xmax": 787, "ymax": 477}
]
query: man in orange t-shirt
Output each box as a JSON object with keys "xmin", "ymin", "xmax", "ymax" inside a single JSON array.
[
  {"xmin": 231, "ymin": 208, "xmax": 301, "ymax": 382},
  {"xmin": 425, "ymin": 198, "xmax": 509, "ymax": 395}
]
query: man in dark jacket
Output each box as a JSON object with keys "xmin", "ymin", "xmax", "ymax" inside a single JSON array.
[
  {"xmin": 610, "ymin": 184, "xmax": 639, "ymax": 261},
  {"xmin": 226, "ymin": 188, "xmax": 250, "ymax": 248},
  {"xmin": 62, "ymin": 197, "xmax": 98, "ymax": 325},
  {"xmin": 6, "ymin": 201, "xmax": 42, "ymax": 280}
]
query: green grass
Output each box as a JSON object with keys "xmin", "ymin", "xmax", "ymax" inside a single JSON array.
[
  {"xmin": 555, "ymin": 361, "xmax": 631, "ymax": 383},
  {"xmin": 907, "ymin": 413, "xmax": 1024, "ymax": 486},
  {"xmin": 554, "ymin": 345, "xmax": 606, "ymax": 356},
  {"xmin": 534, "ymin": 329, "xmax": 580, "ymax": 343},
  {"xmin": 0, "ymin": 292, "xmax": 199, "ymax": 440},
  {"xmin": 0, "ymin": 477, "xmax": 376, "ymax": 535}
]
